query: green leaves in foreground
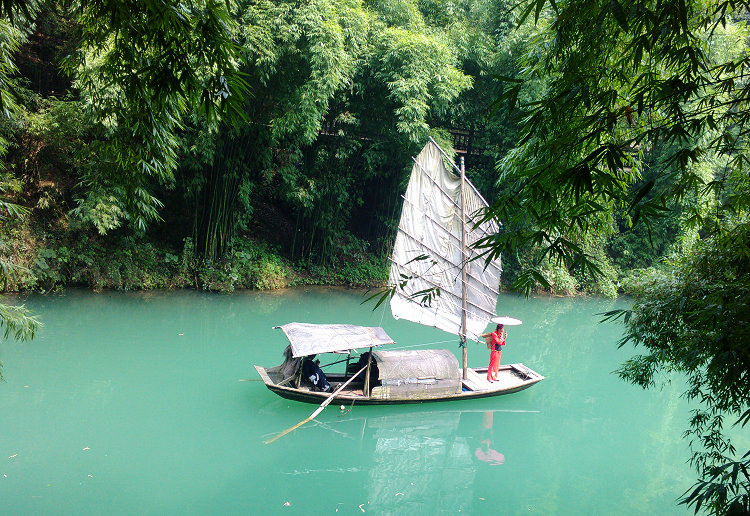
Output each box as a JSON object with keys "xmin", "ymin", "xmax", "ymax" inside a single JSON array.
[
  {"xmin": 614, "ymin": 219, "xmax": 750, "ymax": 515},
  {"xmin": 492, "ymin": 2, "xmax": 750, "ymax": 512},
  {"xmin": 0, "ymin": 303, "xmax": 39, "ymax": 342},
  {"xmin": 489, "ymin": 0, "xmax": 750, "ymax": 292},
  {"xmin": 0, "ymin": 302, "xmax": 40, "ymax": 381},
  {"xmin": 0, "ymin": 192, "xmax": 39, "ymax": 379}
]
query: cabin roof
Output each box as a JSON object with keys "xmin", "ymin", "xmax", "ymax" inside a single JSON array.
[
  {"xmin": 275, "ymin": 322, "xmax": 395, "ymax": 358},
  {"xmin": 372, "ymin": 349, "xmax": 459, "ymax": 381}
]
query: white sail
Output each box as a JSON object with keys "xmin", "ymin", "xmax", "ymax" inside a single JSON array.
[{"xmin": 389, "ymin": 140, "xmax": 502, "ymax": 341}]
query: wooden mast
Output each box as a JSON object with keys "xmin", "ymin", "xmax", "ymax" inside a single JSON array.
[{"xmin": 460, "ymin": 155, "xmax": 468, "ymax": 380}]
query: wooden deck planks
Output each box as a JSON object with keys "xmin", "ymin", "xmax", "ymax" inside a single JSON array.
[
  {"xmin": 462, "ymin": 366, "xmax": 529, "ymax": 392},
  {"xmin": 462, "ymin": 367, "xmax": 493, "ymax": 392}
]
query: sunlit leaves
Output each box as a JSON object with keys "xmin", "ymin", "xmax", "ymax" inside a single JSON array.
[
  {"xmin": 0, "ymin": 303, "xmax": 39, "ymax": 342},
  {"xmin": 239, "ymin": 0, "xmax": 471, "ymax": 146},
  {"xmin": 373, "ymin": 23, "xmax": 472, "ymax": 143},
  {"xmin": 0, "ymin": 191, "xmax": 39, "ymax": 380},
  {"xmin": 0, "ymin": 15, "xmax": 39, "ymax": 370},
  {"xmin": 68, "ymin": 0, "xmax": 248, "ymax": 233},
  {"xmin": 229, "ymin": 0, "xmax": 475, "ymax": 264},
  {"xmin": 489, "ymin": 4, "xmax": 750, "ymax": 508}
]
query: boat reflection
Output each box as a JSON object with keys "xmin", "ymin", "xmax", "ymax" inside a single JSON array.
[{"xmin": 284, "ymin": 406, "xmax": 539, "ymax": 514}]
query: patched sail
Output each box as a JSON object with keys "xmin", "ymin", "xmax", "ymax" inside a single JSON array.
[{"xmin": 389, "ymin": 140, "xmax": 502, "ymax": 341}]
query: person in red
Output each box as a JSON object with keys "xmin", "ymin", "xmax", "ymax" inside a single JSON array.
[{"xmin": 486, "ymin": 323, "xmax": 506, "ymax": 382}]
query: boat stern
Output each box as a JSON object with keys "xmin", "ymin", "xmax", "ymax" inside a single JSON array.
[{"xmin": 254, "ymin": 365, "xmax": 274, "ymax": 386}]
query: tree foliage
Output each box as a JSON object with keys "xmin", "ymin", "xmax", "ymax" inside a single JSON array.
[
  {"xmin": 181, "ymin": 0, "xmax": 479, "ymax": 263},
  {"xmin": 492, "ymin": 1, "xmax": 750, "ymax": 513},
  {"xmin": 613, "ymin": 219, "xmax": 750, "ymax": 514},
  {"xmin": 486, "ymin": 0, "xmax": 750, "ymax": 291},
  {"xmin": 65, "ymin": 0, "xmax": 248, "ymax": 233},
  {"xmin": 0, "ymin": 12, "xmax": 39, "ymax": 380}
]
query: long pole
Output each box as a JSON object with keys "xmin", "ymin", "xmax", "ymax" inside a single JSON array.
[
  {"xmin": 363, "ymin": 347, "xmax": 373, "ymax": 396},
  {"xmin": 460, "ymin": 156, "xmax": 468, "ymax": 380},
  {"xmin": 264, "ymin": 364, "xmax": 369, "ymax": 444}
]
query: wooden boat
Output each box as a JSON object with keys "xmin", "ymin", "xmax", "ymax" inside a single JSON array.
[
  {"xmin": 255, "ymin": 323, "xmax": 543, "ymax": 405},
  {"xmin": 254, "ymin": 139, "xmax": 544, "ymax": 404}
]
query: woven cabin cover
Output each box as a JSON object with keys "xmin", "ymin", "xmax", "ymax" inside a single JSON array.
[
  {"xmin": 277, "ymin": 322, "xmax": 395, "ymax": 358},
  {"xmin": 372, "ymin": 349, "xmax": 459, "ymax": 382},
  {"xmin": 388, "ymin": 140, "xmax": 502, "ymax": 341}
]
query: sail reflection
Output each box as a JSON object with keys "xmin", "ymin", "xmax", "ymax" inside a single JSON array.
[
  {"xmin": 303, "ymin": 406, "xmax": 538, "ymax": 514},
  {"xmin": 365, "ymin": 411, "xmax": 474, "ymax": 513}
]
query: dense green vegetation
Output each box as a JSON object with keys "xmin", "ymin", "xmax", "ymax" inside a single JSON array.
[
  {"xmin": 494, "ymin": 1, "xmax": 750, "ymax": 514},
  {"xmin": 0, "ymin": 0, "xmax": 748, "ymax": 513},
  {"xmin": 0, "ymin": 0, "xmax": 638, "ymax": 296}
]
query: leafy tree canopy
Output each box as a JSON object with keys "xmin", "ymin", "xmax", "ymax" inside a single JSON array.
[
  {"xmin": 613, "ymin": 219, "xmax": 750, "ymax": 514},
  {"xmin": 0, "ymin": 0, "xmax": 249, "ymax": 234},
  {"xmin": 490, "ymin": 0, "xmax": 750, "ymax": 513},
  {"xmin": 486, "ymin": 0, "xmax": 750, "ymax": 291},
  {"xmin": 0, "ymin": 12, "xmax": 38, "ymax": 374}
]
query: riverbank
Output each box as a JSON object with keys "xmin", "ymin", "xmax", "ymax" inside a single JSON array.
[
  {"xmin": 1, "ymin": 212, "xmax": 626, "ymax": 297},
  {"xmin": 2, "ymin": 224, "xmax": 629, "ymax": 297},
  {"xmin": 1, "ymin": 219, "xmax": 389, "ymax": 293}
]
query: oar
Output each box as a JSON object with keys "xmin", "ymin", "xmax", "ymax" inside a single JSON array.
[
  {"xmin": 240, "ymin": 372, "xmax": 296, "ymax": 385},
  {"xmin": 264, "ymin": 364, "xmax": 369, "ymax": 444}
]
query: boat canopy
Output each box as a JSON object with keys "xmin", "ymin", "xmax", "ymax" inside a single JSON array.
[
  {"xmin": 275, "ymin": 322, "xmax": 395, "ymax": 358},
  {"xmin": 371, "ymin": 349, "xmax": 461, "ymax": 399},
  {"xmin": 372, "ymin": 349, "xmax": 459, "ymax": 382}
]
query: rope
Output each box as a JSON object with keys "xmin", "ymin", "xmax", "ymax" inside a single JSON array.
[
  {"xmin": 390, "ymin": 339, "xmax": 455, "ymax": 351},
  {"xmin": 378, "ymin": 292, "xmax": 388, "ymax": 326}
]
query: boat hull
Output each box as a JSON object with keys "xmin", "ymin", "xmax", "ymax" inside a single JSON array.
[{"xmin": 254, "ymin": 363, "xmax": 544, "ymax": 405}]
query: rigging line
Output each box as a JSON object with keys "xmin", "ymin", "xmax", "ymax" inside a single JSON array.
[
  {"xmin": 430, "ymin": 238, "xmax": 502, "ymax": 308},
  {"xmin": 410, "ymin": 156, "xmax": 500, "ymax": 234},
  {"xmin": 410, "ymin": 157, "xmax": 460, "ymax": 210},
  {"xmin": 390, "ymin": 281, "xmax": 496, "ymax": 323},
  {"xmin": 390, "ymin": 339, "xmax": 456, "ymax": 351},
  {"xmin": 390, "ymin": 256, "xmax": 500, "ymax": 310},
  {"xmin": 390, "ymin": 247, "xmax": 461, "ymax": 286},
  {"xmin": 393, "ymin": 218, "xmax": 502, "ymax": 277},
  {"xmin": 402, "ymin": 313, "xmax": 487, "ymax": 342},
  {"xmin": 394, "ymin": 235, "xmax": 503, "ymax": 284},
  {"xmin": 409, "ymin": 158, "xmax": 498, "ymax": 234},
  {"xmin": 399, "ymin": 195, "xmax": 500, "ymax": 249},
  {"xmin": 390, "ymin": 267, "xmax": 497, "ymax": 318},
  {"xmin": 402, "ymin": 165, "xmax": 500, "ymax": 269},
  {"xmin": 426, "ymin": 136, "xmax": 463, "ymax": 176}
]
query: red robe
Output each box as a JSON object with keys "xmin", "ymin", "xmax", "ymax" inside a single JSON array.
[{"xmin": 487, "ymin": 331, "xmax": 504, "ymax": 381}]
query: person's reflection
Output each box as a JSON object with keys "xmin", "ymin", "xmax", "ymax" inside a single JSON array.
[{"xmin": 474, "ymin": 411, "xmax": 505, "ymax": 465}]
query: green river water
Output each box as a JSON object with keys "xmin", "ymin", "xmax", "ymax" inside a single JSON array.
[{"xmin": 1, "ymin": 288, "xmax": 699, "ymax": 515}]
